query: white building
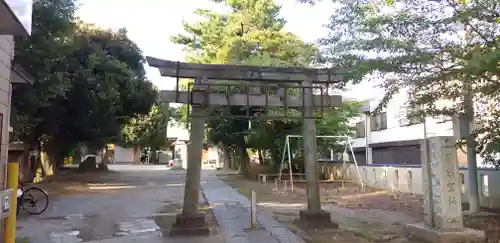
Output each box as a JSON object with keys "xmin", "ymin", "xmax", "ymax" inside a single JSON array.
[
  {"xmin": 342, "ymin": 82, "xmax": 500, "ymax": 209},
  {"xmin": 343, "ymin": 81, "xmax": 488, "ymax": 168},
  {"xmin": 347, "ymin": 86, "xmax": 454, "ymax": 166}
]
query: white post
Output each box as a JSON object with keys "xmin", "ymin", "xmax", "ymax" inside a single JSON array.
[
  {"xmin": 347, "ymin": 137, "xmax": 365, "ymax": 190},
  {"xmin": 279, "ymin": 136, "xmax": 288, "ymax": 180},
  {"xmin": 286, "ymin": 136, "xmax": 294, "ymax": 191},
  {"xmin": 364, "ymin": 113, "xmax": 372, "ymax": 164},
  {"xmin": 250, "ymin": 189, "xmax": 257, "ymax": 228}
]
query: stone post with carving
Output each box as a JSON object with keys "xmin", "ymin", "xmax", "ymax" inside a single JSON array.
[
  {"xmin": 406, "ymin": 136, "xmax": 484, "ymax": 243},
  {"xmin": 426, "ymin": 136, "xmax": 463, "ymax": 229}
]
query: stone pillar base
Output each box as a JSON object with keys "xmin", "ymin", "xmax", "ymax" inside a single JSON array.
[
  {"xmin": 169, "ymin": 213, "xmax": 210, "ymax": 236},
  {"xmin": 405, "ymin": 223, "xmax": 485, "ymax": 243},
  {"xmin": 297, "ymin": 210, "xmax": 338, "ymax": 228}
]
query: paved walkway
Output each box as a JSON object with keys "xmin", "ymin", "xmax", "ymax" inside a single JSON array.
[
  {"xmin": 202, "ymin": 173, "xmax": 304, "ymax": 243},
  {"xmin": 16, "ymin": 166, "xmax": 222, "ymax": 243},
  {"xmin": 16, "ymin": 167, "xmax": 304, "ymax": 243}
]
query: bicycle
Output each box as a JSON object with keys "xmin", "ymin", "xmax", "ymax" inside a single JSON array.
[{"xmin": 17, "ymin": 182, "xmax": 49, "ymax": 215}]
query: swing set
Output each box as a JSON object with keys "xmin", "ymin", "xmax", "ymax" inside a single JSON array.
[{"xmin": 278, "ymin": 135, "xmax": 364, "ymax": 191}]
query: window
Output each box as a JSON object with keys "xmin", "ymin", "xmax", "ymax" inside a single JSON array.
[
  {"xmin": 355, "ymin": 121, "xmax": 365, "ymax": 138},
  {"xmin": 371, "ymin": 112, "xmax": 388, "ymax": 131},
  {"xmin": 398, "ymin": 105, "xmax": 422, "ymax": 127}
]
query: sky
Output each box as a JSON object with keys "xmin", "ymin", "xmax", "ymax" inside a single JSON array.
[{"xmin": 76, "ymin": 0, "xmax": 380, "ymax": 100}]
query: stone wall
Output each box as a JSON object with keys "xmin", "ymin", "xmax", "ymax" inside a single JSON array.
[{"xmin": 347, "ymin": 164, "xmax": 500, "ymax": 209}]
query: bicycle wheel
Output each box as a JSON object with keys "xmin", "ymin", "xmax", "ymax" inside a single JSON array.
[{"xmin": 21, "ymin": 187, "xmax": 49, "ymax": 215}]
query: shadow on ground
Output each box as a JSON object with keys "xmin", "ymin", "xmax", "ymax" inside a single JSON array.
[
  {"xmin": 17, "ymin": 165, "xmax": 220, "ymax": 243},
  {"xmin": 218, "ymin": 173, "xmax": 488, "ymax": 243}
]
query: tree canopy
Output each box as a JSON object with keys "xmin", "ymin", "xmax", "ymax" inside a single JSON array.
[
  {"xmin": 120, "ymin": 103, "xmax": 177, "ymax": 151},
  {"xmin": 171, "ymin": 0, "xmax": 363, "ymax": 177},
  {"xmin": 12, "ymin": 0, "xmax": 157, "ymax": 170},
  {"xmin": 319, "ymin": 0, "xmax": 499, "ymax": 159}
]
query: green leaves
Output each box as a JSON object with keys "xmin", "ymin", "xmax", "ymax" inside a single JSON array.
[
  {"xmin": 171, "ymin": 0, "xmax": 361, "ymax": 170},
  {"xmin": 120, "ymin": 105, "xmax": 172, "ymax": 149},
  {"xmin": 12, "ymin": 0, "xmax": 157, "ymax": 161},
  {"xmin": 320, "ymin": 0, "xmax": 499, "ymax": 160}
]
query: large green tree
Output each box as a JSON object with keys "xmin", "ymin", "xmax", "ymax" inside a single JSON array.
[
  {"xmin": 318, "ymin": 0, "xmax": 498, "ymax": 212},
  {"xmin": 319, "ymin": 0, "xmax": 498, "ymax": 153},
  {"xmin": 119, "ymin": 103, "xmax": 178, "ymax": 163},
  {"xmin": 12, "ymin": 0, "xmax": 157, "ymax": 172},
  {"xmin": 172, "ymin": 0, "xmax": 362, "ymax": 177}
]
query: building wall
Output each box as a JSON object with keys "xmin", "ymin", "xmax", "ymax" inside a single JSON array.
[
  {"xmin": 114, "ymin": 146, "xmax": 136, "ymax": 163},
  {"xmin": 345, "ymin": 85, "xmax": 479, "ymax": 167},
  {"xmin": 351, "ymin": 120, "xmax": 454, "ymax": 149},
  {"xmin": 0, "ymin": 35, "xmax": 14, "ymax": 188},
  {"xmin": 350, "ymin": 88, "xmax": 455, "ymax": 148}
]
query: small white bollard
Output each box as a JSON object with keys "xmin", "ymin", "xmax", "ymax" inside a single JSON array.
[{"xmin": 250, "ymin": 188, "xmax": 257, "ymax": 228}]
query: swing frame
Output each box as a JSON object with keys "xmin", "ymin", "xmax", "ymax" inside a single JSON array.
[{"xmin": 278, "ymin": 135, "xmax": 365, "ymax": 191}]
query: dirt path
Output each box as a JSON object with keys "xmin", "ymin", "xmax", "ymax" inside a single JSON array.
[{"xmin": 218, "ymin": 173, "xmax": 498, "ymax": 243}]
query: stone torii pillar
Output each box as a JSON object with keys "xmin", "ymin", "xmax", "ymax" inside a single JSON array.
[
  {"xmin": 170, "ymin": 78, "xmax": 210, "ymax": 235},
  {"xmin": 298, "ymin": 80, "xmax": 336, "ymax": 228}
]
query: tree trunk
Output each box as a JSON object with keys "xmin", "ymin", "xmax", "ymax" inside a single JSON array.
[
  {"xmin": 19, "ymin": 143, "xmax": 33, "ymax": 182},
  {"xmin": 270, "ymin": 146, "xmax": 282, "ymax": 173},
  {"xmin": 151, "ymin": 147, "xmax": 158, "ymax": 164},
  {"xmin": 134, "ymin": 145, "xmax": 141, "ymax": 164},
  {"xmin": 73, "ymin": 146, "xmax": 82, "ymax": 165},
  {"xmin": 99, "ymin": 148, "xmax": 109, "ymax": 170},
  {"xmin": 258, "ymin": 149, "xmax": 265, "ymax": 165},
  {"xmin": 219, "ymin": 143, "xmax": 231, "ymax": 169},
  {"xmin": 47, "ymin": 150, "xmax": 64, "ymax": 175},
  {"xmin": 236, "ymin": 145, "xmax": 253, "ymax": 179}
]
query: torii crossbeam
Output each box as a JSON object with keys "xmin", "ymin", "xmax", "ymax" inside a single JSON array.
[{"xmin": 147, "ymin": 57, "xmax": 345, "ymax": 83}]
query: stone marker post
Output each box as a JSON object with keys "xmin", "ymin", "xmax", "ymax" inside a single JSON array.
[
  {"xmin": 406, "ymin": 136, "xmax": 484, "ymax": 243},
  {"xmin": 298, "ymin": 80, "xmax": 336, "ymax": 228},
  {"xmin": 171, "ymin": 78, "xmax": 210, "ymax": 236}
]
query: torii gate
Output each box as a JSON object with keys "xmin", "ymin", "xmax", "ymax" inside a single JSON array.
[{"xmin": 147, "ymin": 57, "xmax": 343, "ymax": 235}]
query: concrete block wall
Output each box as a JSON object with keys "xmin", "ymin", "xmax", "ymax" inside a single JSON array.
[
  {"xmin": 348, "ymin": 164, "xmax": 500, "ymax": 209},
  {"xmin": 0, "ymin": 35, "xmax": 14, "ymax": 189}
]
